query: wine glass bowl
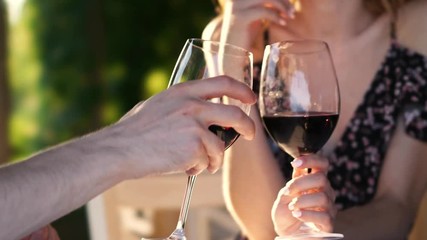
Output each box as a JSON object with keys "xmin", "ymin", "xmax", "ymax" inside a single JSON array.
[
  {"xmin": 259, "ymin": 40, "xmax": 343, "ymax": 239},
  {"xmin": 260, "ymin": 40, "xmax": 340, "ymax": 158},
  {"xmin": 141, "ymin": 38, "xmax": 253, "ymax": 240},
  {"xmin": 170, "ymin": 38, "xmax": 253, "ymax": 150}
]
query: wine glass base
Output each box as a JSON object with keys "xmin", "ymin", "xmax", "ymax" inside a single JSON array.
[{"xmin": 275, "ymin": 232, "xmax": 344, "ymax": 240}]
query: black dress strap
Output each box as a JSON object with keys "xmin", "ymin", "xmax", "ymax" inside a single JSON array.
[
  {"xmin": 388, "ymin": 1, "xmax": 399, "ymax": 41},
  {"xmin": 390, "ymin": 13, "xmax": 397, "ymax": 40}
]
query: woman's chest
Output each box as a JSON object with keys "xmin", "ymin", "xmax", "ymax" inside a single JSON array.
[{"xmin": 325, "ymin": 41, "xmax": 391, "ymax": 151}]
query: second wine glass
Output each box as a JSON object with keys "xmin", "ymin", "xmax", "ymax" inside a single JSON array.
[
  {"xmin": 259, "ymin": 40, "xmax": 343, "ymax": 239},
  {"xmin": 141, "ymin": 38, "xmax": 253, "ymax": 240}
]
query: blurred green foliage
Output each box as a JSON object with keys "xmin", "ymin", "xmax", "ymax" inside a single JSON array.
[
  {"xmin": 10, "ymin": 0, "xmax": 215, "ymax": 157},
  {"xmin": 9, "ymin": 0, "xmax": 216, "ymax": 239}
]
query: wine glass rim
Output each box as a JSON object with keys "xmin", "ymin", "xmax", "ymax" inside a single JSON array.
[
  {"xmin": 187, "ymin": 38, "xmax": 253, "ymax": 57},
  {"xmin": 268, "ymin": 39, "xmax": 330, "ymax": 54}
]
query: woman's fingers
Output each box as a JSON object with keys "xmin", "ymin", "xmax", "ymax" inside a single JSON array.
[
  {"xmin": 290, "ymin": 209, "xmax": 335, "ymax": 233},
  {"xmin": 291, "ymin": 155, "xmax": 329, "ymax": 173},
  {"xmin": 275, "ymin": 153, "xmax": 337, "ymax": 235},
  {"xmin": 281, "ymin": 164, "xmax": 337, "ymax": 232},
  {"xmin": 233, "ymin": 3, "xmax": 289, "ymax": 27},
  {"xmin": 282, "ymin": 178, "xmax": 336, "ymax": 215},
  {"xmin": 288, "ymin": 191, "xmax": 335, "ymax": 212},
  {"xmin": 232, "ymin": 0, "xmax": 295, "ymax": 18},
  {"xmin": 285, "ymin": 172, "xmax": 336, "ymax": 201},
  {"xmin": 291, "ymin": 154, "xmax": 329, "ymax": 178},
  {"xmin": 287, "ymin": 192, "xmax": 337, "ymax": 232}
]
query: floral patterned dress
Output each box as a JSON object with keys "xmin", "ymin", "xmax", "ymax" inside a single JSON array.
[{"xmin": 327, "ymin": 41, "xmax": 427, "ymax": 209}]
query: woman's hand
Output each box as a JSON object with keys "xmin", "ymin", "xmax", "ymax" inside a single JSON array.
[
  {"xmin": 271, "ymin": 154, "xmax": 337, "ymax": 236},
  {"xmin": 203, "ymin": 0, "xmax": 295, "ymax": 59}
]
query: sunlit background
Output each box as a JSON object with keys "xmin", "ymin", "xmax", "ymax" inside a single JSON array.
[
  {"xmin": 6, "ymin": 0, "xmax": 25, "ymax": 23},
  {"xmin": 0, "ymin": 0, "xmax": 217, "ymax": 239}
]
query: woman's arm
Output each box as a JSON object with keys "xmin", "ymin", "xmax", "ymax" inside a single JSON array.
[
  {"xmin": 335, "ymin": 122, "xmax": 427, "ymax": 240},
  {"xmin": 224, "ymin": 107, "xmax": 285, "ymax": 240}
]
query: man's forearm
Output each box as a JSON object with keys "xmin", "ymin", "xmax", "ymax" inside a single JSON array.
[{"xmin": 0, "ymin": 132, "xmax": 126, "ymax": 240}]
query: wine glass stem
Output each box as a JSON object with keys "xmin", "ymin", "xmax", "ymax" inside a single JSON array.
[{"xmin": 175, "ymin": 175, "xmax": 198, "ymax": 231}]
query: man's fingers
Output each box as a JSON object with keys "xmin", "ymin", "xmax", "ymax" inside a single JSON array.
[
  {"xmin": 173, "ymin": 76, "xmax": 256, "ymax": 105},
  {"xmin": 201, "ymin": 128, "xmax": 226, "ymax": 174},
  {"xmin": 185, "ymin": 128, "xmax": 224, "ymax": 175},
  {"xmin": 198, "ymin": 101, "xmax": 255, "ymax": 140}
]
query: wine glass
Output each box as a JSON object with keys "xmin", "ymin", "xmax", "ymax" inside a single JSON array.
[
  {"xmin": 259, "ymin": 40, "xmax": 343, "ymax": 239},
  {"xmin": 141, "ymin": 38, "xmax": 253, "ymax": 240}
]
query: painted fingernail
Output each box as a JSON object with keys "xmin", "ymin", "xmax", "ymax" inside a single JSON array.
[
  {"xmin": 288, "ymin": 197, "xmax": 297, "ymax": 210},
  {"xmin": 288, "ymin": 202, "xmax": 295, "ymax": 211},
  {"xmin": 281, "ymin": 187, "xmax": 290, "ymax": 196},
  {"xmin": 291, "ymin": 159, "xmax": 303, "ymax": 168},
  {"xmin": 279, "ymin": 19, "xmax": 286, "ymax": 26},
  {"xmin": 292, "ymin": 210, "xmax": 302, "ymax": 218}
]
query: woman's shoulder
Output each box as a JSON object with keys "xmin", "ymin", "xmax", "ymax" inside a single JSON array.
[{"xmin": 397, "ymin": 0, "xmax": 427, "ymax": 56}]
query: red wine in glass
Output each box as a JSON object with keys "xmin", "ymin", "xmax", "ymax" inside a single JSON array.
[
  {"xmin": 209, "ymin": 125, "xmax": 240, "ymax": 149},
  {"xmin": 262, "ymin": 112, "xmax": 338, "ymax": 158}
]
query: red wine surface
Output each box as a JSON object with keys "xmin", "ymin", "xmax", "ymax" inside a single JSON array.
[{"xmin": 262, "ymin": 112, "xmax": 338, "ymax": 158}]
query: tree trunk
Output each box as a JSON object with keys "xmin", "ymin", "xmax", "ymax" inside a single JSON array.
[
  {"xmin": 0, "ymin": 0, "xmax": 9, "ymax": 164},
  {"xmin": 86, "ymin": 0, "xmax": 105, "ymax": 130}
]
